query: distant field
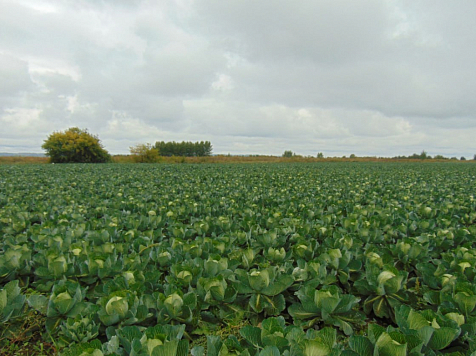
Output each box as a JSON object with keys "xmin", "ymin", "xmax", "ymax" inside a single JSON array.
[
  {"xmin": 1, "ymin": 163, "xmax": 476, "ymax": 355},
  {"xmin": 0, "ymin": 156, "xmax": 49, "ymax": 164},
  {"xmin": 1, "ymin": 154, "xmax": 471, "ymax": 165}
]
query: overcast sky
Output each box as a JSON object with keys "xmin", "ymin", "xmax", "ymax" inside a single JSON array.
[{"xmin": 1, "ymin": 0, "xmax": 475, "ymax": 157}]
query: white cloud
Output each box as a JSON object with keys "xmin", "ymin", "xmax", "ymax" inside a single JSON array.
[
  {"xmin": 1, "ymin": 107, "xmax": 41, "ymax": 128},
  {"xmin": 211, "ymin": 74, "xmax": 234, "ymax": 91}
]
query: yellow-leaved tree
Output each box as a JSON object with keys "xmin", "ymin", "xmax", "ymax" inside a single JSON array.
[
  {"xmin": 42, "ymin": 127, "xmax": 111, "ymax": 163},
  {"xmin": 129, "ymin": 143, "xmax": 160, "ymax": 163}
]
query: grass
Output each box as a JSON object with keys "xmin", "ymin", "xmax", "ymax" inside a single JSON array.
[
  {"xmin": 0, "ymin": 310, "xmax": 57, "ymax": 356},
  {"xmin": 0, "ymin": 156, "xmax": 49, "ymax": 164},
  {"xmin": 189, "ymin": 318, "xmax": 251, "ymax": 354},
  {"xmin": 0, "ymin": 312, "xmax": 248, "ymax": 355}
]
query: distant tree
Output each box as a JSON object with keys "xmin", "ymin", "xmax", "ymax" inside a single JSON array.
[
  {"xmin": 317, "ymin": 152, "xmax": 324, "ymax": 158},
  {"xmin": 350, "ymin": 154, "xmax": 356, "ymax": 158},
  {"xmin": 42, "ymin": 127, "xmax": 111, "ymax": 163},
  {"xmin": 460, "ymin": 156, "xmax": 466, "ymax": 161},
  {"xmin": 130, "ymin": 143, "xmax": 160, "ymax": 163},
  {"xmin": 203, "ymin": 141, "xmax": 213, "ymax": 156},
  {"xmin": 434, "ymin": 155, "xmax": 446, "ymax": 160},
  {"xmin": 474, "ymin": 154, "xmax": 476, "ymax": 160},
  {"xmin": 282, "ymin": 150, "xmax": 294, "ymax": 158},
  {"xmin": 154, "ymin": 141, "xmax": 212, "ymax": 157},
  {"xmin": 408, "ymin": 150, "xmax": 431, "ymax": 160}
]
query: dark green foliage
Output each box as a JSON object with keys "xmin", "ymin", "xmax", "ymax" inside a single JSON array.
[
  {"xmin": 408, "ymin": 150, "xmax": 431, "ymax": 159},
  {"xmin": 1, "ymin": 162, "xmax": 476, "ymax": 354},
  {"xmin": 154, "ymin": 141, "xmax": 212, "ymax": 157},
  {"xmin": 393, "ymin": 150, "xmax": 435, "ymax": 160}
]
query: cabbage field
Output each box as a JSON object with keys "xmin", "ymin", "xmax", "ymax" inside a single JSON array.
[{"xmin": 1, "ymin": 162, "xmax": 476, "ymax": 356}]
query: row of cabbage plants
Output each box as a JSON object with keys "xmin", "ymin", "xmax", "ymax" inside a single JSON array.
[{"xmin": 1, "ymin": 163, "xmax": 476, "ymax": 355}]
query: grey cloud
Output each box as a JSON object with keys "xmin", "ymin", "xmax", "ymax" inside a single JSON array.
[
  {"xmin": 190, "ymin": 0, "xmax": 476, "ymax": 120},
  {"xmin": 0, "ymin": 54, "xmax": 33, "ymax": 96},
  {"xmin": 135, "ymin": 46, "xmax": 225, "ymax": 97},
  {"xmin": 0, "ymin": 0, "xmax": 475, "ymax": 157},
  {"xmin": 193, "ymin": 0, "xmax": 392, "ymax": 64},
  {"xmin": 35, "ymin": 72, "xmax": 77, "ymax": 96}
]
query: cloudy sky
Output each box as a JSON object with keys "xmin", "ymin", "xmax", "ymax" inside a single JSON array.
[{"xmin": 1, "ymin": 0, "xmax": 475, "ymax": 157}]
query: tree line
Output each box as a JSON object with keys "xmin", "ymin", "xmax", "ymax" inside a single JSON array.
[
  {"xmin": 154, "ymin": 141, "xmax": 212, "ymax": 157},
  {"xmin": 129, "ymin": 141, "xmax": 213, "ymax": 163},
  {"xmin": 284, "ymin": 149, "xmax": 474, "ymax": 161},
  {"xmin": 391, "ymin": 150, "xmax": 471, "ymax": 161},
  {"xmin": 41, "ymin": 127, "xmax": 474, "ymax": 163},
  {"xmin": 42, "ymin": 127, "xmax": 213, "ymax": 163}
]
